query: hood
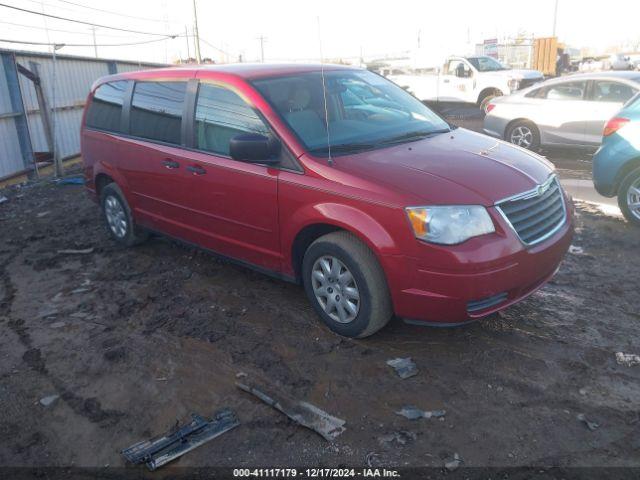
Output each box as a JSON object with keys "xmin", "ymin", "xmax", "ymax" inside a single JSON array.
[
  {"xmin": 505, "ymin": 69, "xmax": 544, "ymax": 80},
  {"xmin": 331, "ymin": 128, "xmax": 554, "ymax": 207}
]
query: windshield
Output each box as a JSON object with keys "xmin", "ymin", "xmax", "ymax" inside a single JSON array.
[
  {"xmin": 252, "ymin": 69, "xmax": 450, "ymax": 156},
  {"xmin": 466, "ymin": 56, "xmax": 508, "ymax": 72}
]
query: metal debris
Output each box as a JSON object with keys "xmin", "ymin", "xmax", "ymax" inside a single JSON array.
[
  {"xmin": 386, "ymin": 357, "xmax": 418, "ymax": 379},
  {"xmin": 569, "ymin": 245, "xmax": 585, "ymax": 255},
  {"xmin": 395, "ymin": 405, "xmax": 446, "ymax": 420},
  {"xmin": 39, "ymin": 394, "xmax": 59, "ymax": 407},
  {"xmin": 237, "ymin": 381, "xmax": 345, "ymax": 442},
  {"xmin": 577, "ymin": 413, "xmax": 599, "ymax": 431},
  {"xmin": 615, "ymin": 352, "xmax": 640, "ymax": 367},
  {"xmin": 57, "ymin": 248, "xmax": 94, "ymax": 255},
  {"xmin": 122, "ymin": 408, "xmax": 239, "ymax": 471},
  {"xmin": 445, "ymin": 453, "xmax": 462, "ymax": 471}
]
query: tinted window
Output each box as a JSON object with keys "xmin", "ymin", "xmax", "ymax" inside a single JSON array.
[
  {"xmin": 592, "ymin": 81, "xmax": 637, "ymax": 103},
  {"xmin": 130, "ymin": 81, "xmax": 186, "ymax": 144},
  {"xmin": 86, "ymin": 81, "xmax": 127, "ymax": 132},
  {"xmin": 195, "ymin": 83, "xmax": 269, "ymax": 156}
]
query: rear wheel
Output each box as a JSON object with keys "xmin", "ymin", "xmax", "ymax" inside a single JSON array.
[
  {"xmin": 100, "ymin": 183, "xmax": 148, "ymax": 246},
  {"xmin": 302, "ymin": 231, "xmax": 392, "ymax": 338},
  {"xmin": 506, "ymin": 120, "xmax": 540, "ymax": 150},
  {"xmin": 617, "ymin": 167, "xmax": 640, "ymax": 227}
]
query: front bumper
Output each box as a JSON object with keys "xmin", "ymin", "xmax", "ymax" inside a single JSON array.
[{"xmin": 386, "ymin": 205, "xmax": 573, "ymax": 324}]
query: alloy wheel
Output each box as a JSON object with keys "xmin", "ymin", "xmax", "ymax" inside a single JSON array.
[
  {"xmin": 627, "ymin": 178, "xmax": 640, "ymax": 221},
  {"xmin": 510, "ymin": 126, "xmax": 533, "ymax": 148},
  {"xmin": 311, "ymin": 255, "xmax": 360, "ymax": 324},
  {"xmin": 104, "ymin": 195, "xmax": 128, "ymax": 238}
]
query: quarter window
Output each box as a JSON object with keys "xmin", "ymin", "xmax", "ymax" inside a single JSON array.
[
  {"xmin": 130, "ymin": 81, "xmax": 187, "ymax": 145},
  {"xmin": 194, "ymin": 83, "xmax": 269, "ymax": 156},
  {"xmin": 86, "ymin": 81, "xmax": 128, "ymax": 132}
]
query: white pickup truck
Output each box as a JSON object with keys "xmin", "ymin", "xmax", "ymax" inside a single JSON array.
[{"xmin": 388, "ymin": 55, "xmax": 544, "ymax": 111}]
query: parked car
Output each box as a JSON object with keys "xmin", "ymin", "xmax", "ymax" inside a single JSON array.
[
  {"xmin": 81, "ymin": 64, "xmax": 573, "ymax": 338},
  {"xmin": 593, "ymin": 92, "xmax": 640, "ymax": 226},
  {"xmin": 388, "ymin": 55, "xmax": 544, "ymax": 111},
  {"xmin": 483, "ymin": 72, "xmax": 640, "ymax": 150}
]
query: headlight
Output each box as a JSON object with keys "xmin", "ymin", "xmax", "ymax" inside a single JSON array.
[
  {"xmin": 406, "ymin": 206, "xmax": 495, "ymax": 245},
  {"xmin": 508, "ymin": 78, "xmax": 520, "ymax": 90}
]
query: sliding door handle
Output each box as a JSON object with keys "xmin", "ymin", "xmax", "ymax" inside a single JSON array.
[
  {"xmin": 163, "ymin": 159, "xmax": 180, "ymax": 169},
  {"xmin": 186, "ymin": 165, "xmax": 206, "ymax": 175}
]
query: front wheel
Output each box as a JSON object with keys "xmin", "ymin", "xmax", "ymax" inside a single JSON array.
[
  {"xmin": 617, "ymin": 167, "xmax": 640, "ymax": 227},
  {"xmin": 479, "ymin": 90, "xmax": 503, "ymax": 114},
  {"xmin": 302, "ymin": 231, "xmax": 392, "ymax": 338}
]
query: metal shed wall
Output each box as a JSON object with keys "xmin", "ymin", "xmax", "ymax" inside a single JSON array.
[{"xmin": 0, "ymin": 49, "xmax": 166, "ymax": 179}]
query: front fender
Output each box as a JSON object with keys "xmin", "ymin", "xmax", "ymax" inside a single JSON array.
[{"xmin": 281, "ymin": 201, "xmax": 402, "ymax": 276}]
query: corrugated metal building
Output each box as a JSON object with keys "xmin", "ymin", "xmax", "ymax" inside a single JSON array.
[{"xmin": 0, "ymin": 49, "xmax": 166, "ymax": 180}]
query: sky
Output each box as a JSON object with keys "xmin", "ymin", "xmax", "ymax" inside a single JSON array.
[{"xmin": 1, "ymin": 0, "xmax": 639, "ymax": 65}]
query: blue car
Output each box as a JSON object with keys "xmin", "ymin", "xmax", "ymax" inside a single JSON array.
[{"xmin": 593, "ymin": 92, "xmax": 640, "ymax": 226}]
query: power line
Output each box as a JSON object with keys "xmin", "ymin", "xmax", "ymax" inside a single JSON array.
[
  {"xmin": 0, "ymin": 36, "xmax": 177, "ymax": 47},
  {"xmin": 0, "ymin": 3, "xmax": 178, "ymax": 37},
  {"xmin": 0, "ymin": 19, "xmax": 150, "ymax": 38},
  {"xmin": 52, "ymin": 0, "xmax": 181, "ymax": 25}
]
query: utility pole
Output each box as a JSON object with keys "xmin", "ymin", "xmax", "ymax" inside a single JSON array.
[
  {"xmin": 257, "ymin": 35, "xmax": 266, "ymax": 62},
  {"xmin": 552, "ymin": 0, "xmax": 559, "ymax": 37},
  {"xmin": 192, "ymin": 0, "xmax": 202, "ymax": 63},
  {"xmin": 90, "ymin": 26, "xmax": 98, "ymax": 58},
  {"xmin": 184, "ymin": 25, "xmax": 190, "ymax": 61}
]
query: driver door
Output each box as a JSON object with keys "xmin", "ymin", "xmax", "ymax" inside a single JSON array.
[{"xmin": 439, "ymin": 60, "xmax": 474, "ymax": 102}]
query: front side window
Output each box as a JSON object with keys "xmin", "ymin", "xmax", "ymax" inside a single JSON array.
[
  {"xmin": 446, "ymin": 60, "xmax": 471, "ymax": 76},
  {"xmin": 194, "ymin": 83, "xmax": 269, "ymax": 156},
  {"xmin": 86, "ymin": 81, "xmax": 128, "ymax": 132},
  {"xmin": 592, "ymin": 81, "xmax": 637, "ymax": 103},
  {"xmin": 130, "ymin": 81, "xmax": 187, "ymax": 144},
  {"xmin": 252, "ymin": 70, "xmax": 450, "ymax": 156}
]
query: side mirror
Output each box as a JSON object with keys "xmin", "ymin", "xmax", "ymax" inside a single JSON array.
[
  {"xmin": 229, "ymin": 133, "xmax": 280, "ymax": 164},
  {"xmin": 455, "ymin": 64, "xmax": 469, "ymax": 78}
]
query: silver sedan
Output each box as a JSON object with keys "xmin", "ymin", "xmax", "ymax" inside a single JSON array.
[{"xmin": 483, "ymin": 72, "xmax": 640, "ymax": 150}]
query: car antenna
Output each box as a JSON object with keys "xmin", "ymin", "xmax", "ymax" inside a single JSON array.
[{"xmin": 317, "ymin": 16, "xmax": 333, "ymax": 166}]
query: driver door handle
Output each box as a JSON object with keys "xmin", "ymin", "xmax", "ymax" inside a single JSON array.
[
  {"xmin": 163, "ymin": 159, "xmax": 180, "ymax": 169},
  {"xmin": 443, "ymin": 79, "xmax": 450, "ymax": 83},
  {"xmin": 186, "ymin": 165, "xmax": 206, "ymax": 175}
]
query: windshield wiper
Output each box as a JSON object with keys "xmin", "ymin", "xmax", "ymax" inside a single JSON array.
[
  {"xmin": 377, "ymin": 128, "xmax": 450, "ymax": 146},
  {"xmin": 309, "ymin": 142, "xmax": 378, "ymax": 155}
]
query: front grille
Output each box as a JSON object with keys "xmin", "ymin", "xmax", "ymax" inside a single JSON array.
[
  {"xmin": 496, "ymin": 176, "xmax": 566, "ymax": 246},
  {"xmin": 467, "ymin": 292, "xmax": 508, "ymax": 314}
]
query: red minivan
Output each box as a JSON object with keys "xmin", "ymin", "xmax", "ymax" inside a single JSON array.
[{"xmin": 81, "ymin": 64, "xmax": 573, "ymax": 338}]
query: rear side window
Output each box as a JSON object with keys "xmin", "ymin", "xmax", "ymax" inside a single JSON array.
[
  {"xmin": 530, "ymin": 81, "xmax": 587, "ymax": 100},
  {"xmin": 591, "ymin": 81, "xmax": 638, "ymax": 103},
  {"xmin": 130, "ymin": 81, "xmax": 187, "ymax": 145},
  {"xmin": 194, "ymin": 83, "xmax": 269, "ymax": 156},
  {"xmin": 86, "ymin": 81, "xmax": 128, "ymax": 132}
]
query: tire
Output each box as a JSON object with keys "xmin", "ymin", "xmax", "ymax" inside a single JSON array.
[
  {"xmin": 100, "ymin": 183, "xmax": 148, "ymax": 246},
  {"xmin": 479, "ymin": 90, "xmax": 503, "ymax": 114},
  {"xmin": 302, "ymin": 231, "xmax": 392, "ymax": 338},
  {"xmin": 617, "ymin": 167, "xmax": 640, "ymax": 227},
  {"xmin": 505, "ymin": 120, "xmax": 540, "ymax": 151}
]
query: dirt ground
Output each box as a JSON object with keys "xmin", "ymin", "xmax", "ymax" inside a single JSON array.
[{"xmin": 1, "ymin": 124, "xmax": 640, "ymax": 476}]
